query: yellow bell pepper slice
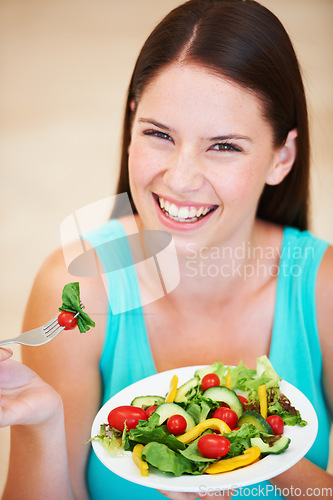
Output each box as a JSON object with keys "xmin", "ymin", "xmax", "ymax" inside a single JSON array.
[
  {"xmin": 165, "ymin": 374, "xmax": 178, "ymax": 403},
  {"xmin": 132, "ymin": 444, "xmax": 149, "ymax": 476},
  {"xmin": 258, "ymin": 384, "xmax": 267, "ymax": 419},
  {"xmin": 177, "ymin": 418, "xmax": 231, "ymax": 444},
  {"xmin": 205, "ymin": 446, "xmax": 261, "ymax": 474},
  {"xmin": 225, "ymin": 371, "xmax": 232, "ymax": 390}
]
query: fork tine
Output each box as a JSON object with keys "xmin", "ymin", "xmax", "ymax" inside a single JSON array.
[
  {"xmin": 44, "ymin": 317, "xmax": 58, "ymax": 332},
  {"xmin": 42, "ymin": 303, "xmax": 84, "ymax": 340},
  {"xmin": 45, "ymin": 324, "xmax": 64, "ymax": 338},
  {"xmin": 45, "ymin": 324, "xmax": 64, "ymax": 340},
  {"xmin": 48, "ymin": 325, "xmax": 64, "ymax": 339},
  {"xmin": 43, "ymin": 316, "xmax": 64, "ymax": 339}
]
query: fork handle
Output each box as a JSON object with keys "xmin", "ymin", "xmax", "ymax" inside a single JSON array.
[{"xmin": 0, "ymin": 339, "xmax": 18, "ymax": 346}]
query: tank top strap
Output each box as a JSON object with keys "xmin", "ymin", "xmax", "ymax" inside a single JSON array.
[
  {"xmin": 268, "ymin": 226, "xmax": 330, "ymax": 470},
  {"xmin": 270, "ymin": 226, "xmax": 329, "ymax": 379}
]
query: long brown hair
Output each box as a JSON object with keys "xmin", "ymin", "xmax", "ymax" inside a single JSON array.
[{"xmin": 113, "ymin": 0, "xmax": 309, "ymax": 230}]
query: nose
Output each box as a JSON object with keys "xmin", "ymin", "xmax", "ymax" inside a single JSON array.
[{"xmin": 163, "ymin": 150, "xmax": 205, "ymax": 195}]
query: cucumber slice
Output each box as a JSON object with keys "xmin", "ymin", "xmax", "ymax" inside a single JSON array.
[
  {"xmin": 154, "ymin": 403, "xmax": 195, "ymax": 431},
  {"xmin": 174, "ymin": 377, "xmax": 198, "ymax": 403},
  {"xmin": 238, "ymin": 410, "xmax": 273, "ymax": 434},
  {"xmin": 131, "ymin": 395, "xmax": 165, "ymax": 409},
  {"xmin": 203, "ymin": 386, "xmax": 243, "ymax": 419},
  {"xmin": 251, "ymin": 436, "xmax": 291, "ymax": 454}
]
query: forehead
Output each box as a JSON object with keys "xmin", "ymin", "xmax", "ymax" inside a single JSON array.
[{"xmin": 136, "ymin": 63, "xmax": 268, "ymax": 131}]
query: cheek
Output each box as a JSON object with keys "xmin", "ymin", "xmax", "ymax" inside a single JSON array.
[
  {"xmin": 128, "ymin": 142, "xmax": 161, "ymax": 189},
  {"xmin": 128, "ymin": 146, "xmax": 149, "ymax": 193},
  {"xmin": 211, "ymin": 162, "xmax": 268, "ymax": 206}
]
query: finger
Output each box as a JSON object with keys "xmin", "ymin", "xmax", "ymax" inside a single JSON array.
[
  {"xmin": 0, "ymin": 348, "xmax": 13, "ymax": 361},
  {"xmin": 157, "ymin": 489, "xmax": 233, "ymax": 500},
  {"xmin": 158, "ymin": 491, "xmax": 202, "ymax": 500}
]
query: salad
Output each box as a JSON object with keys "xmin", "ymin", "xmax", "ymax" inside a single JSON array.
[
  {"xmin": 57, "ymin": 282, "xmax": 95, "ymax": 333},
  {"xmin": 91, "ymin": 356, "xmax": 307, "ymax": 477}
]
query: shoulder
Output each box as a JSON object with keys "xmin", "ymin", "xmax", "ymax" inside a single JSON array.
[
  {"xmin": 23, "ymin": 243, "xmax": 107, "ymax": 329},
  {"xmin": 22, "ymin": 243, "xmax": 108, "ymax": 369}
]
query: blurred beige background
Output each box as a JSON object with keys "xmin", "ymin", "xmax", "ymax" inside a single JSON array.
[{"xmin": 0, "ymin": 0, "xmax": 332, "ymax": 494}]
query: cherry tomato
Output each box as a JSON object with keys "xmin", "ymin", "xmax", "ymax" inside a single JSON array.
[
  {"xmin": 167, "ymin": 414, "xmax": 187, "ymax": 435},
  {"xmin": 266, "ymin": 415, "xmax": 284, "ymax": 435},
  {"xmin": 201, "ymin": 373, "xmax": 220, "ymax": 391},
  {"xmin": 212, "ymin": 407, "xmax": 238, "ymax": 429},
  {"xmin": 197, "ymin": 434, "xmax": 230, "ymax": 459},
  {"xmin": 108, "ymin": 405, "xmax": 148, "ymax": 432},
  {"xmin": 58, "ymin": 311, "xmax": 77, "ymax": 330},
  {"xmin": 145, "ymin": 405, "xmax": 158, "ymax": 418},
  {"xmin": 238, "ymin": 395, "xmax": 248, "ymax": 411}
]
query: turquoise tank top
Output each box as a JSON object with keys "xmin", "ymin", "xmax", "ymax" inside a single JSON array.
[{"xmin": 85, "ymin": 220, "xmax": 330, "ymax": 499}]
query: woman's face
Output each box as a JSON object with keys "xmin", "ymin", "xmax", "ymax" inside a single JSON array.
[{"xmin": 128, "ymin": 63, "xmax": 288, "ymax": 253}]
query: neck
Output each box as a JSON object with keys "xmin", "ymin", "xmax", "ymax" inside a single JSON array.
[
  {"xmin": 168, "ymin": 219, "xmax": 283, "ymax": 310},
  {"xmin": 134, "ymin": 215, "xmax": 282, "ymax": 307}
]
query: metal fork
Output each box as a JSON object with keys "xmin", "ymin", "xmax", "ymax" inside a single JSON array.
[{"xmin": 0, "ymin": 304, "xmax": 84, "ymax": 347}]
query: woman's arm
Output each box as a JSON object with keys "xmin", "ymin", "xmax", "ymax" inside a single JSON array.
[
  {"xmin": 317, "ymin": 246, "xmax": 333, "ymax": 417},
  {"xmin": 4, "ymin": 247, "xmax": 108, "ymax": 499},
  {"xmin": 271, "ymin": 458, "xmax": 333, "ymax": 498},
  {"xmin": 268, "ymin": 245, "xmax": 333, "ymax": 498}
]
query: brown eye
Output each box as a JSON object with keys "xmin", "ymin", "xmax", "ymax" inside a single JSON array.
[
  {"xmin": 143, "ymin": 129, "xmax": 174, "ymax": 143},
  {"xmin": 209, "ymin": 142, "xmax": 242, "ymax": 152}
]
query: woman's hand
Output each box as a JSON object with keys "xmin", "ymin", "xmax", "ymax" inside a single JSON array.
[
  {"xmin": 0, "ymin": 347, "xmax": 63, "ymax": 428},
  {"xmin": 1, "ymin": 347, "xmax": 76, "ymax": 500},
  {"xmin": 158, "ymin": 489, "xmax": 236, "ymax": 499},
  {"xmin": 159, "ymin": 492, "xmax": 201, "ymax": 500}
]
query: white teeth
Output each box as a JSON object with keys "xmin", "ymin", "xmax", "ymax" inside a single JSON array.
[
  {"xmin": 168, "ymin": 203, "xmax": 179, "ymax": 217},
  {"xmin": 164, "ymin": 200, "xmax": 170, "ymax": 212},
  {"xmin": 157, "ymin": 196, "xmax": 214, "ymax": 222},
  {"xmin": 178, "ymin": 206, "xmax": 190, "ymax": 219}
]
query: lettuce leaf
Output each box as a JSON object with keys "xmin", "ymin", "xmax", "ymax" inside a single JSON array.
[
  {"xmin": 256, "ymin": 355, "xmax": 281, "ymax": 389},
  {"xmin": 142, "ymin": 442, "xmax": 199, "ymax": 476},
  {"xmin": 59, "ymin": 282, "xmax": 95, "ymax": 333},
  {"xmin": 224, "ymin": 361, "xmax": 257, "ymax": 391},
  {"xmin": 186, "ymin": 396, "xmax": 217, "ymax": 424},
  {"xmin": 224, "ymin": 423, "xmax": 265, "ymax": 457},
  {"xmin": 87, "ymin": 424, "xmax": 125, "ymax": 455},
  {"xmin": 124, "ymin": 413, "xmax": 185, "ymax": 452},
  {"xmin": 179, "ymin": 432, "xmax": 216, "ymax": 463},
  {"xmin": 268, "ymin": 400, "xmax": 307, "ymax": 426}
]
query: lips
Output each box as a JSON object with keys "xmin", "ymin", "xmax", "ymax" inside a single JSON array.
[{"xmin": 153, "ymin": 193, "xmax": 218, "ymax": 223}]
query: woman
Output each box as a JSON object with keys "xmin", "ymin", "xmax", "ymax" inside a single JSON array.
[{"xmin": 1, "ymin": 0, "xmax": 332, "ymax": 499}]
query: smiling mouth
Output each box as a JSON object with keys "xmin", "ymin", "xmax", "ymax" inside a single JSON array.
[{"xmin": 153, "ymin": 194, "xmax": 218, "ymax": 223}]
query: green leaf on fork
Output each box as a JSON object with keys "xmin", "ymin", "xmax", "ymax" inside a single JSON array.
[{"xmin": 59, "ymin": 282, "xmax": 95, "ymax": 333}]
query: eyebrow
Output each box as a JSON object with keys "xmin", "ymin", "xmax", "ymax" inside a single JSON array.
[
  {"xmin": 209, "ymin": 134, "xmax": 253, "ymax": 143},
  {"xmin": 138, "ymin": 118, "xmax": 175, "ymax": 132},
  {"xmin": 138, "ymin": 118, "xmax": 252, "ymax": 143}
]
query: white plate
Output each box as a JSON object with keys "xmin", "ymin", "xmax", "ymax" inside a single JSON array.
[{"xmin": 90, "ymin": 366, "xmax": 318, "ymax": 492}]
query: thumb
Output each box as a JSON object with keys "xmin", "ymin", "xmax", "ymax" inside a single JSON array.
[{"xmin": 0, "ymin": 347, "xmax": 13, "ymax": 361}]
